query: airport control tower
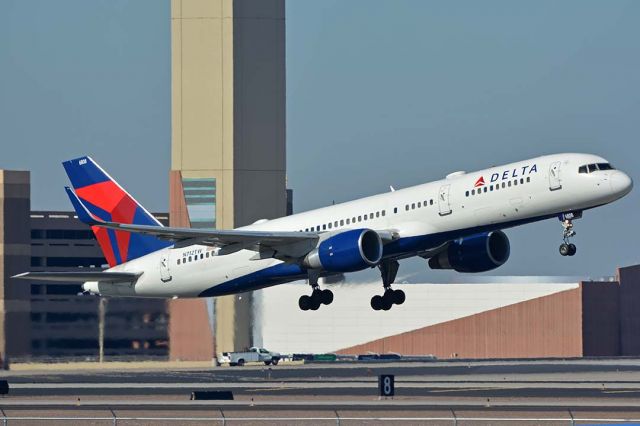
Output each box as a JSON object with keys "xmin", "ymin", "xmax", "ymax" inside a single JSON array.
[{"xmin": 169, "ymin": 0, "xmax": 286, "ymax": 359}]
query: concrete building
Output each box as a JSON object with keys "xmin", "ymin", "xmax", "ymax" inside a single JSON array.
[
  {"xmin": 169, "ymin": 0, "xmax": 286, "ymax": 359},
  {"xmin": 0, "ymin": 170, "xmax": 31, "ymax": 365},
  {"xmin": 29, "ymin": 211, "xmax": 170, "ymax": 360},
  {"xmin": 252, "ymin": 266, "xmax": 640, "ymax": 358},
  {"xmin": 0, "ymin": 169, "xmax": 172, "ymax": 363}
]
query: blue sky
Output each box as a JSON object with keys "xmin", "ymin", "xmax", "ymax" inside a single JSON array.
[{"xmin": 1, "ymin": 0, "xmax": 639, "ymax": 277}]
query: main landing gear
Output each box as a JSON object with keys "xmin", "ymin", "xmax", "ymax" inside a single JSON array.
[
  {"xmin": 298, "ymin": 271, "xmax": 334, "ymax": 311},
  {"xmin": 371, "ymin": 260, "xmax": 405, "ymax": 311},
  {"xmin": 558, "ymin": 212, "xmax": 580, "ymax": 257}
]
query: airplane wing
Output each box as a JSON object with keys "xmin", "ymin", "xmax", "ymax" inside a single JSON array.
[
  {"xmin": 12, "ymin": 271, "xmax": 141, "ymax": 283},
  {"xmin": 65, "ymin": 187, "xmax": 320, "ymax": 256}
]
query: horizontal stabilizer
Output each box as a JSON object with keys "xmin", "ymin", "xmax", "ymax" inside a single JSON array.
[{"xmin": 12, "ymin": 271, "xmax": 142, "ymax": 283}]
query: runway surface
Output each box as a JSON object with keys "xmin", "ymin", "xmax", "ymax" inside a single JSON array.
[{"xmin": 2, "ymin": 358, "xmax": 640, "ymax": 424}]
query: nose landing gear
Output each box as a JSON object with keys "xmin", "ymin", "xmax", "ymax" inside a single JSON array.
[
  {"xmin": 371, "ymin": 260, "xmax": 405, "ymax": 311},
  {"xmin": 558, "ymin": 212, "xmax": 581, "ymax": 257},
  {"xmin": 299, "ymin": 271, "xmax": 334, "ymax": 311}
]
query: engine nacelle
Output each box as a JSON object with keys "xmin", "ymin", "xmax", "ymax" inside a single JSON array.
[
  {"xmin": 304, "ymin": 229, "xmax": 383, "ymax": 272},
  {"xmin": 428, "ymin": 231, "xmax": 510, "ymax": 273}
]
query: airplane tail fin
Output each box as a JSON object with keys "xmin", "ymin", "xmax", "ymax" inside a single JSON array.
[{"xmin": 62, "ymin": 156, "xmax": 171, "ymax": 267}]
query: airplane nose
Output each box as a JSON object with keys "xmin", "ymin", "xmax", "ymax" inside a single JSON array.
[{"xmin": 610, "ymin": 171, "xmax": 633, "ymax": 197}]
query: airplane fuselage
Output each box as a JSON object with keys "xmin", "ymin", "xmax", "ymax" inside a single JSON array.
[{"xmin": 85, "ymin": 153, "xmax": 632, "ymax": 298}]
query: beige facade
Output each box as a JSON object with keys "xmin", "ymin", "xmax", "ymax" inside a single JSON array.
[
  {"xmin": 0, "ymin": 170, "xmax": 31, "ymax": 365},
  {"xmin": 170, "ymin": 0, "xmax": 286, "ymax": 357}
]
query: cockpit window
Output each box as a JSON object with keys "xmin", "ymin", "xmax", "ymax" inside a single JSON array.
[
  {"xmin": 588, "ymin": 164, "xmax": 598, "ymax": 173},
  {"xmin": 597, "ymin": 163, "xmax": 614, "ymax": 171},
  {"xmin": 578, "ymin": 165, "xmax": 587, "ymax": 174}
]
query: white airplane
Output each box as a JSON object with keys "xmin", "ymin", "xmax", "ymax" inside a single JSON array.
[{"xmin": 15, "ymin": 153, "xmax": 632, "ymax": 311}]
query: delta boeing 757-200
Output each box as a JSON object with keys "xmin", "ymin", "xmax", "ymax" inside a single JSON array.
[{"xmin": 14, "ymin": 153, "xmax": 633, "ymax": 311}]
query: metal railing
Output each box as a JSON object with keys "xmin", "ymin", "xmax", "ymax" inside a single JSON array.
[{"xmin": 1, "ymin": 412, "xmax": 640, "ymax": 425}]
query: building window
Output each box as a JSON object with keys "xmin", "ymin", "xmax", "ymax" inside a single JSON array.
[{"xmin": 182, "ymin": 177, "xmax": 217, "ymax": 229}]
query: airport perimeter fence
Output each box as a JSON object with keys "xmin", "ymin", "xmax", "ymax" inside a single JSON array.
[{"xmin": 0, "ymin": 412, "xmax": 639, "ymax": 425}]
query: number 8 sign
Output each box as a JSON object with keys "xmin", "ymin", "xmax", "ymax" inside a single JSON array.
[{"xmin": 379, "ymin": 374, "xmax": 395, "ymax": 397}]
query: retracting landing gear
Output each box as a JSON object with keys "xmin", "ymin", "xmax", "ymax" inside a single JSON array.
[
  {"xmin": 558, "ymin": 212, "xmax": 580, "ymax": 257},
  {"xmin": 299, "ymin": 270, "xmax": 334, "ymax": 311},
  {"xmin": 371, "ymin": 260, "xmax": 405, "ymax": 311}
]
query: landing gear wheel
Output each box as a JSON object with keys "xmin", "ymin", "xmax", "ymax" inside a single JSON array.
[
  {"xmin": 392, "ymin": 289, "xmax": 406, "ymax": 305},
  {"xmin": 559, "ymin": 243, "xmax": 570, "ymax": 256},
  {"xmin": 298, "ymin": 295, "xmax": 311, "ymax": 311},
  {"xmin": 568, "ymin": 243, "xmax": 576, "ymax": 256},
  {"xmin": 371, "ymin": 295, "xmax": 383, "ymax": 311},
  {"xmin": 320, "ymin": 289, "xmax": 334, "ymax": 305},
  {"xmin": 380, "ymin": 293, "xmax": 393, "ymax": 311}
]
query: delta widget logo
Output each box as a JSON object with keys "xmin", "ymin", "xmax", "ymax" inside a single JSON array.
[{"xmin": 474, "ymin": 176, "xmax": 485, "ymax": 187}]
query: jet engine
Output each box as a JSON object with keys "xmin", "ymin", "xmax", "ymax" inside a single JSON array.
[
  {"xmin": 304, "ymin": 229, "xmax": 383, "ymax": 272},
  {"xmin": 428, "ymin": 230, "xmax": 510, "ymax": 273}
]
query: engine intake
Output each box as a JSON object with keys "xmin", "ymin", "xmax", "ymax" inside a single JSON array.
[
  {"xmin": 304, "ymin": 229, "xmax": 383, "ymax": 272},
  {"xmin": 429, "ymin": 230, "xmax": 510, "ymax": 273}
]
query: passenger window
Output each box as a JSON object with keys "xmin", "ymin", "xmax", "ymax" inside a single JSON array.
[
  {"xmin": 328, "ymin": 223, "xmax": 332, "ymax": 229},
  {"xmin": 490, "ymin": 185, "xmax": 493, "ymax": 191},
  {"xmin": 206, "ymin": 252, "xmax": 210, "ymax": 258},
  {"xmin": 352, "ymin": 217, "xmax": 356, "ymax": 223},
  {"xmin": 405, "ymin": 205, "xmax": 409, "ymax": 211},
  {"xmin": 323, "ymin": 224, "xmax": 327, "ymax": 230},
  {"xmin": 382, "ymin": 210, "xmax": 386, "ymax": 216},
  {"xmin": 520, "ymin": 178, "xmax": 524, "ymax": 184},
  {"xmin": 363, "ymin": 215, "xmax": 367, "ymax": 221},
  {"xmin": 465, "ymin": 191, "xmax": 469, "ymax": 197},
  {"xmin": 588, "ymin": 164, "xmax": 598, "ymax": 173},
  {"xmin": 177, "ymin": 259, "xmax": 181, "ymax": 265},
  {"xmin": 334, "ymin": 221, "xmax": 338, "ymax": 227},
  {"xmin": 502, "ymin": 182, "xmax": 506, "ymax": 188},
  {"xmin": 188, "ymin": 256, "xmax": 192, "ymax": 262},
  {"xmin": 376, "ymin": 212, "xmax": 380, "ymax": 218},
  {"xmin": 526, "ymin": 177, "xmax": 530, "ymax": 183},
  {"xmin": 370, "ymin": 213, "xmax": 374, "ymax": 219},
  {"xmin": 417, "ymin": 202, "xmax": 421, "ymax": 208},
  {"xmin": 411, "ymin": 203, "xmax": 416, "ymax": 209},
  {"xmin": 430, "ymin": 199, "xmax": 434, "ymax": 205},
  {"xmin": 483, "ymin": 187, "xmax": 488, "ymax": 192},
  {"xmin": 200, "ymin": 254, "xmax": 204, "ymax": 260},
  {"xmin": 358, "ymin": 216, "xmax": 362, "ymax": 221},
  {"xmin": 471, "ymin": 189, "xmax": 475, "ymax": 195},
  {"xmin": 508, "ymin": 181, "xmax": 512, "ymax": 187},
  {"xmin": 340, "ymin": 219, "xmax": 344, "ymax": 226},
  {"xmin": 514, "ymin": 180, "xmax": 517, "ymax": 186},
  {"xmin": 394, "ymin": 208, "xmax": 398, "ymax": 214}
]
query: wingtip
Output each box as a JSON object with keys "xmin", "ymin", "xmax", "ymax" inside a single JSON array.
[{"xmin": 11, "ymin": 272, "xmax": 29, "ymax": 279}]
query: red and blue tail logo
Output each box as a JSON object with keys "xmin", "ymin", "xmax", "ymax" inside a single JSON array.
[{"xmin": 62, "ymin": 156, "xmax": 171, "ymax": 267}]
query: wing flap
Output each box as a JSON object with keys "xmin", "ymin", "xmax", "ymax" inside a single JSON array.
[{"xmin": 12, "ymin": 271, "xmax": 141, "ymax": 283}]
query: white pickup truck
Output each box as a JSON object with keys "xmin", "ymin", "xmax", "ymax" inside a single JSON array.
[{"xmin": 217, "ymin": 347, "xmax": 281, "ymax": 367}]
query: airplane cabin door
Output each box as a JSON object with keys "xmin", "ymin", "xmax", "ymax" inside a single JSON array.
[
  {"xmin": 160, "ymin": 252, "xmax": 172, "ymax": 282},
  {"xmin": 438, "ymin": 184, "xmax": 452, "ymax": 216},
  {"xmin": 549, "ymin": 161, "xmax": 562, "ymax": 191}
]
